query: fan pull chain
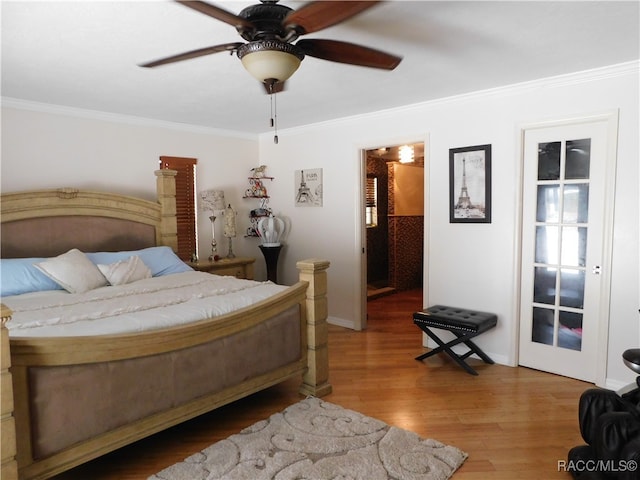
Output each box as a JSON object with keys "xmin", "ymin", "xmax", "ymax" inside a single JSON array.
[
  {"xmin": 270, "ymin": 86, "xmax": 274, "ymax": 128},
  {"xmin": 273, "ymin": 91, "xmax": 278, "ymax": 145},
  {"xmin": 269, "ymin": 85, "xmax": 279, "ymax": 144}
]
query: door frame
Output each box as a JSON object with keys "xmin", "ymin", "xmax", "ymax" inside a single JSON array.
[
  {"xmin": 514, "ymin": 110, "xmax": 619, "ymax": 386},
  {"xmin": 356, "ymin": 136, "xmax": 430, "ymax": 331}
]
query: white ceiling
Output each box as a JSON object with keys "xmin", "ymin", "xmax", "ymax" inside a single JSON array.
[{"xmin": 2, "ymin": 1, "xmax": 638, "ymax": 135}]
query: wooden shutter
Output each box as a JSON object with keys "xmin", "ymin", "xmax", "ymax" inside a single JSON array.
[
  {"xmin": 159, "ymin": 156, "xmax": 197, "ymax": 260},
  {"xmin": 366, "ymin": 176, "xmax": 377, "ymax": 207},
  {"xmin": 365, "ymin": 175, "xmax": 378, "ymax": 227}
]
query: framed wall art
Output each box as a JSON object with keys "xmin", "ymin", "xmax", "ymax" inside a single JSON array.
[
  {"xmin": 449, "ymin": 144, "xmax": 491, "ymax": 223},
  {"xmin": 294, "ymin": 168, "xmax": 323, "ymax": 207}
]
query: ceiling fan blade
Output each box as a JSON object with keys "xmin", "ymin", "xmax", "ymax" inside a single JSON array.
[
  {"xmin": 139, "ymin": 42, "xmax": 243, "ymax": 68},
  {"xmin": 263, "ymin": 80, "xmax": 286, "ymax": 94},
  {"xmin": 296, "ymin": 39, "xmax": 401, "ymax": 70},
  {"xmin": 176, "ymin": 1, "xmax": 254, "ymax": 30},
  {"xmin": 283, "ymin": 1, "xmax": 380, "ymax": 35}
]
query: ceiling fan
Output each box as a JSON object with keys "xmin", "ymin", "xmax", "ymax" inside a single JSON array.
[{"xmin": 140, "ymin": 0, "xmax": 403, "ymax": 93}]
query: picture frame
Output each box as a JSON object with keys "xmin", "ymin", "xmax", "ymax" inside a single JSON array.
[
  {"xmin": 449, "ymin": 144, "xmax": 491, "ymax": 223},
  {"xmin": 294, "ymin": 168, "xmax": 323, "ymax": 207}
]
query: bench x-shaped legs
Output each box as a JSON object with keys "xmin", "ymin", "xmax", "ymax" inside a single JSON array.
[{"xmin": 415, "ymin": 326, "xmax": 495, "ymax": 375}]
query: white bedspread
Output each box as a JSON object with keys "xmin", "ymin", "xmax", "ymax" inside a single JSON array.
[{"xmin": 3, "ymin": 271, "xmax": 288, "ymax": 337}]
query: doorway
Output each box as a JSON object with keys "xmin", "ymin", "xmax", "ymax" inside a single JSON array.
[
  {"xmin": 518, "ymin": 113, "xmax": 618, "ymax": 383},
  {"xmin": 363, "ymin": 143, "xmax": 425, "ymax": 301}
]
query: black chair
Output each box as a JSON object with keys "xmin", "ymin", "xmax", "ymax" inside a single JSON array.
[{"xmin": 568, "ymin": 349, "xmax": 640, "ymax": 479}]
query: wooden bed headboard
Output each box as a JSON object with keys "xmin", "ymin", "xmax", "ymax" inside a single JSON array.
[{"xmin": 0, "ymin": 170, "xmax": 178, "ymax": 258}]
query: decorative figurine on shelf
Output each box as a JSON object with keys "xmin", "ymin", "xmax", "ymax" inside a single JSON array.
[
  {"xmin": 245, "ymin": 179, "xmax": 268, "ymax": 198},
  {"xmin": 252, "ymin": 179, "xmax": 264, "ymax": 197},
  {"xmin": 251, "ymin": 165, "xmax": 267, "ymax": 178},
  {"xmin": 257, "ymin": 214, "xmax": 286, "ymax": 247},
  {"xmin": 223, "ymin": 203, "xmax": 237, "ymax": 258}
]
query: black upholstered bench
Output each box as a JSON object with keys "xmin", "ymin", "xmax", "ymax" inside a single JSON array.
[{"xmin": 413, "ymin": 305, "xmax": 497, "ymax": 375}]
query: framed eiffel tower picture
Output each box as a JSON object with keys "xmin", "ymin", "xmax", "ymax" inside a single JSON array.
[
  {"xmin": 294, "ymin": 168, "xmax": 323, "ymax": 207},
  {"xmin": 449, "ymin": 144, "xmax": 492, "ymax": 223}
]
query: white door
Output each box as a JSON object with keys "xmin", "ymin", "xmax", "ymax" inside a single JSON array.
[{"xmin": 519, "ymin": 114, "xmax": 617, "ymax": 382}]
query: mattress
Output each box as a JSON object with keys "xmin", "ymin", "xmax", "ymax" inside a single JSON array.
[{"xmin": 3, "ymin": 271, "xmax": 287, "ymax": 337}]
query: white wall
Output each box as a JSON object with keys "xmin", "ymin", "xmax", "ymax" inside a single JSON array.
[
  {"xmin": 0, "ymin": 103, "xmax": 262, "ymax": 265},
  {"xmin": 1, "ymin": 62, "xmax": 638, "ymax": 387},
  {"xmin": 258, "ymin": 62, "xmax": 639, "ymax": 388}
]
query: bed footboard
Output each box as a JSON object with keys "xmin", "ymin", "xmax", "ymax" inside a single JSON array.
[
  {"xmin": 1, "ymin": 258, "xmax": 331, "ymax": 480},
  {"xmin": 1, "ymin": 305, "xmax": 18, "ymax": 480}
]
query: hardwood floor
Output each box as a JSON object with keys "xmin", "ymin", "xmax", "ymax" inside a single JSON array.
[{"xmin": 53, "ymin": 289, "xmax": 587, "ymax": 479}]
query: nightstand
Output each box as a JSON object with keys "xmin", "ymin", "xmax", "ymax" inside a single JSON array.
[{"xmin": 187, "ymin": 257, "xmax": 255, "ymax": 280}]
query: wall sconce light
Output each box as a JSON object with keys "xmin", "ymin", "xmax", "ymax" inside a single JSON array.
[{"xmin": 199, "ymin": 189, "xmax": 226, "ymax": 261}]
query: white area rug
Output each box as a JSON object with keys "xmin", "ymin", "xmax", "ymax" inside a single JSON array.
[{"xmin": 149, "ymin": 397, "xmax": 467, "ymax": 480}]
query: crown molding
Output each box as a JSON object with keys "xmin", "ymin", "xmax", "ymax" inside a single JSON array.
[
  {"xmin": 268, "ymin": 60, "xmax": 639, "ymax": 139},
  {"xmin": 0, "ymin": 97, "xmax": 256, "ymax": 140}
]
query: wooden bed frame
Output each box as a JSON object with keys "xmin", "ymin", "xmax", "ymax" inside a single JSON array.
[{"xmin": 0, "ymin": 170, "xmax": 331, "ymax": 480}]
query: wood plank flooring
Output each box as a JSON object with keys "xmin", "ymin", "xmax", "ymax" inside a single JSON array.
[{"xmin": 53, "ymin": 289, "xmax": 587, "ymax": 479}]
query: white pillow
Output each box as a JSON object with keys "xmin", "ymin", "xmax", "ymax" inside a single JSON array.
[
  {"xmin": 86, "ymin": 246, "xmax": 192, "ymax": 277},
  {"xmin": 34, "ymin": 249, "xmax": 108, "ymax": 294},
  {"xmin": 97, "ymin": 256, "xmax": 152, "ymax": 286}
]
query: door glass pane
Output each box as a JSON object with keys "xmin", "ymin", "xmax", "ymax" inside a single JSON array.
[
  {"xmin": 538, "ymin": 142, "xmax": 561, "ymax": 180},
  {"xmin": 532, "ymin": 307, "xmax": 554, "ymax": 345},
  {"xmin": 565, "ymin": 139, "xmax": 591, "ymax": 180},
  {"xmin": 558, "ymin": 311, "xmax": 583, "ymax": 351},
  {"xmin": 536, "ymin": 185, "xmax": 560, "ymax": 223},
  {"xmin": 534, "ymin": 266, "xmax": 556, "ymax": 305},
  {"xmin": 528, "ymin": 135, "xmax": 593, "ymax": 360},
  {"xmin": 561, "ymin": 226, "xmax": 587, "ymax": 266},
  {"xmin": 535, "ymin": 226, "xmax": 559, "ymax": 264},
  {"xmin": 563, "ymin": 184, "xmax": 589, "ymax": 223},
  {"xmin": 559, "ymin": 268, "xmax": 585, "ymax": 308}
]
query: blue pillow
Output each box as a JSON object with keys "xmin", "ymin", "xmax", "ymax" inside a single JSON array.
[
  {"xmin": 0, "ymin": 257, "xmax": 64, "ymax": 297},
  {"xmin": 86, "ymin": 246, "xmax": 192, "ymax": 277},
  {"xmin": 0, "ymin": 246, "xmax": 192, "ymax": 297}
]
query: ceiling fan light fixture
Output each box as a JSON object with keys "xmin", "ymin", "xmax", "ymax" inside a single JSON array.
[{"xmin": 238, "ymin": 40, "xmax": 304, "ymax": 83}]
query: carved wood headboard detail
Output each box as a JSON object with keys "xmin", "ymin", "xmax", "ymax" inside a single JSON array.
[{"xmin": 0, "ymin": 170, "xmax": 177, "ymax": 258}]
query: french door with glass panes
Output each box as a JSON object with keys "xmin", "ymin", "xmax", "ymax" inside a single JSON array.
[{"xmin": 519, "ymin": 115, "xmax": 616, "ymax": 382}]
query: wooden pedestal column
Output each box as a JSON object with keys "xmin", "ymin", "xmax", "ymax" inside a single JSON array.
[{"xmin": 296, "ymin": 259, "xmax": 332, "ymax": 397}]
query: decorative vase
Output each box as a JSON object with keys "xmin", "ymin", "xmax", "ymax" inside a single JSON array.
[{"xmin": 257, "ymin": 214, "xmax": 286, "ymax": 247}]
